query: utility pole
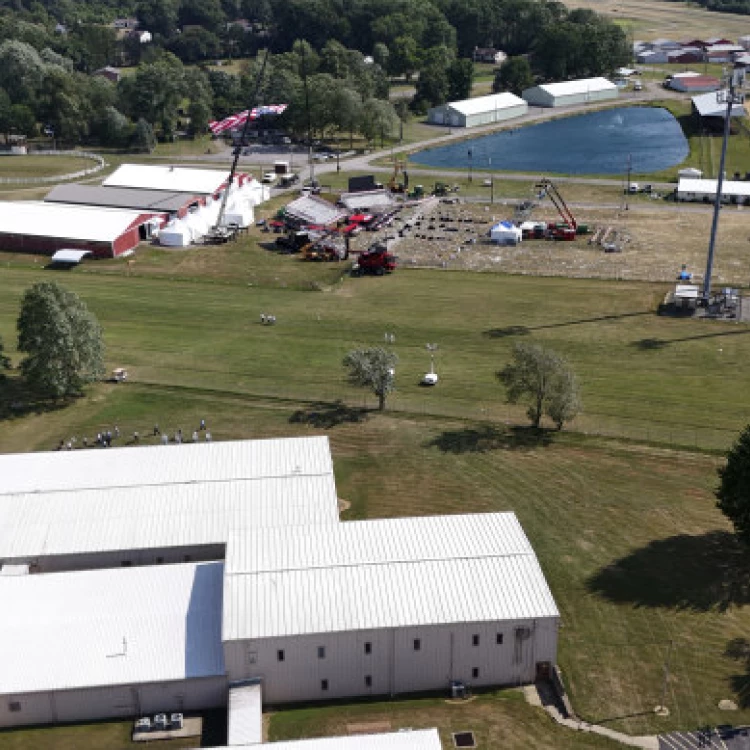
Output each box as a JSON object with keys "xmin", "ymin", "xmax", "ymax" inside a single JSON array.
[
  {"xmin": 468, "ymin": 148, "xmax": 473, "ymax": 183},
  {"xmin": 625, "ymin": 152, "xmax": 632, "ymax": 211},
  {"xmin": 489, "ymin": 156, "xmax": 494, "ymax": 203},
  {"xmin": 704, "ymin": 65, "xmax": 746, "ymax": 303}
]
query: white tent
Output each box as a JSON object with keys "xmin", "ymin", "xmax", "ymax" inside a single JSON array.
[
  {"xmin": 159, "ymin": 222, "xmax": 192, "ymax": 247},
  {"xmin": 491, "ymin": 221, "xmax": 522, "ymax": 245}
]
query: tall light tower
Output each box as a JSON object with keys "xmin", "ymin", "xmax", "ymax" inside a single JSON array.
[{"xmin": 703, "ymin": 65, "xmax": 746, "ymax": 304}]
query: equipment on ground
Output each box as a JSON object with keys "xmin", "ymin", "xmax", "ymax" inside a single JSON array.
[
  {"xmin": 389, "ymin": 160, "xmax": 408, "ymax": 193},
  {"xmin": 409, "ymin": 185, "xmax": 424, "ymax": 199},
  {"xmin": 301, "ymin": 233, "xmax": 348, "ymax": 262},
  {"xmin": 351, "ymin": 243, "xmax": 396, "ymax": 276},
  {"xmin": 276, "ymin": 230, "xmax": 315, "ymax": 253},
  {"xmin": 535, "ymin": 178, "xmax": 578, "ymax": 240},
  {"xmin": 205, "ymin": 44, "xmax": 273, "ymax": 244},
  {"xmin": 432, "ymin": 182, "xmax": 460, "ymax": 197}
]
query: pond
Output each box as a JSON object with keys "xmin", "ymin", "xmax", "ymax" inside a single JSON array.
[{"xmin": 410, "ymin": 107, "xmax": 689, "ymax": 175}]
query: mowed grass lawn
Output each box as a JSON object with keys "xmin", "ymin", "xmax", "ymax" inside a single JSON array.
[
  {"xmin": 0, "ymin": 265, "xmax": 747, "ymax": 451},
  {"xmin": 0, "ymin": 154, "xmax": 97, "ymax": 179}
]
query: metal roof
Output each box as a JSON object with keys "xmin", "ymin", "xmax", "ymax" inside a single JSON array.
[
  {"xmin": 446, "ymin": 92, "xmax": 527, "ymax": 117},
  {"xmin": 214, "ymin": 729, "xmax": 443, "ymax": 750},
  {"xmin": 104, "ymin": 164, "xmax": 240, "ymax": 194},
  {"xmin": 0, "ymin": 476, "xmax": 339, "ymax": 560},
  {"xmin": 678, "ymin": 178, "xmax": 750, "ymax": 198},
  {"xmin": 227, "ymin": 682, "xmax": 263, "ymax": 746},
  {"xmin": 0, "ymin": 561, "xmax": 225, "ymax": 694},
  {"xmin": 692, "ymin": 90, "xmax": 746, "ymax": 117},
  {"xmin": 45, "ymin": 184, "xmax": 200, "ymax": 212},
  {"xmin": 50, "ymin": 249, "xmax": 92, "ymax": 264},
  {"xmin": 285, "ymin": 196, "xmax": 346, "ymax": 225},
  {"xmin": 0, "ymin": 439, "xmax": 338, "ymax": 560},
  {"xmin": 340, "ymin": 191, "xmax": 395, "ymax": 212},
  {"xmin": 222, "ymin": 513, "xmax": 559, "ymax": 640},
  {"xmin": 526, "ymin": 77, "xmax": 617, "ymax": 97},
  {"xmin": 225, "ymin": 513, "xmax": 534, "ymax": 574},
  {"xmin": 0, "ymin": 201, "xmax": 150, "ymax": 243},
  {"xmin": 0, "ymin": 436, "xmax": 333, "ymax": 496}
]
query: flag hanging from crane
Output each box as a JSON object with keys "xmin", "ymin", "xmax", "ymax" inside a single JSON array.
[{"xmin": 209, "ymin": 104, "xmax": 288, "ymax": 135}]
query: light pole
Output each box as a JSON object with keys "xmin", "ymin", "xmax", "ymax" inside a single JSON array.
[
  {"xmin": 489, "ymin": 156, "xmax": 494, "ymax": 204},
  {"xmin": 704, "ymin": 65, "xmax": 746, "ymax": 304},
  {"xmin": 468, "ymin": 148, "xmax": 473, "ymax": 183},
  {"xmin": 625, "ymin": 152, "xmax": 632, "ymax": 211}
]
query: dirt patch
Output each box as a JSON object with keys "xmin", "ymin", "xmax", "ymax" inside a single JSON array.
[
  {"xmin": 358, "ymin": 199, "xmax": 750, "ymax": 285},
  {"xmin": 347, "ymin": 721, "xmax": 392, "ymax": 734},
  {"xmin": 338, "ymin": 497, "xmax": 351, "ymax": 512}
]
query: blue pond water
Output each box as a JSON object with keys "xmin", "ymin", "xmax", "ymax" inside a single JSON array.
[{"xmin": 411, "ymin": 107, "xmax": 688, "ymax": 175}]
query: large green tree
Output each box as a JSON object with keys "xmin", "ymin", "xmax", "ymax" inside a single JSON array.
[
  {"xmin": 497, "ymin": 342, "xmax": 581, "ymax": 429},
  {"xmin": 343, "ymin": 347, "xmax": 398, "ymax": 411},
  {"xmin": 493, "ymin": 56, "xmax": 534, "ymax": 96},
  {"xmin": 17, "ymin": 282, "xmax": 104, "ymax": 398},
  {"xmin": 0, "ymin": 334, "xmax": 10, "ymax": 377},
  {"xmin": 717, "ymin": 426, "xmax": 750, "ymax": 546}
]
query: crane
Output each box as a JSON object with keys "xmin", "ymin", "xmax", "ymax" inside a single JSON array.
[
  {"xmin": 535, "ymin": 178, "xmax": 577, "ymax": 232},
  {"xmin": 205, "ymin": 47, "xmax": 273, "ymax": 244}
]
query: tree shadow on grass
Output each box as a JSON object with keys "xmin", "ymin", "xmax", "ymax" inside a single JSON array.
[
  {"xmin": 587, "ymin": 530, "xmax": 750, "ymax": 613},
  {"xmin": 725, "ymin": 638, "xmax": 750, "ymax": 708},
  {"xmin": 483, "ymin": 325, "xmax": 531, "ymax": 338},
  {"xmin": 0, "ymin": 375, "xmax": 74, "ymax": 422},
  {"xmin": 289, "ymin": 400, "xmax": 369, "ymax": 429},
  {"xmin": 426, "ymin": 424, "xmax": 554, "ymax": 454}
]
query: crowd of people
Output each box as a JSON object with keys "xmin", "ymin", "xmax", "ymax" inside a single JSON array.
[{"xmin": 56, "ymin": 419, "xmax": 212, "ymax": 450}]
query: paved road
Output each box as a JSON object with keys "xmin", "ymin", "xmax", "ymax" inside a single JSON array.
[{"xmin": 660, "ymin": 727, "xmax": 750, "ymax": 750}]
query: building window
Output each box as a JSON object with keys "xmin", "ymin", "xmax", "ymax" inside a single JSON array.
[
  {"xmin": 8, "ymin": 702, "xmax": 20, "ymax": 713},
  {"xmin": 364, "ymin": 642, "xmax": 372, "ymax": 654},
  {"xmin": 496, "ymin": 633, "xmax": 504, "ymax": 645},
  {"xmin": 277, "ymin": 650, "xmax": 285, "ymax": 662},
  {"xmin": 183, "ymin": 554, "xmax": 192, "ymax": 562},
  {"xmin": 472, "ymin": 634, "xmax": 480, "ymax": 647},
  {"xmin": 321, "ymin": 679, "xmax": 328, "ymax": 691},
  {"xmin": 365, "ymin": 675, "xmax": 372, "ymax": 687},
  {"xmin": 156, "ymin": 556, "xmax": 164, "ymax": 564},
  {"xmin": 413, "ymin": 639, "xmax": 421, "ymax": 651},
  {"xmin": 472, "ymin": 667, "xmax": 480, "ymax": 679},
  {"xmin": 318, "ymin": 646, "xmax": 326, "ymax": 659},
  {"xmin": 120, "ymin": 560, "xmax": 131, "ymax": 567}
]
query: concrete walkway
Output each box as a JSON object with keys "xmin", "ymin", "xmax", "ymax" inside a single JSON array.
[{"xmin": 524, "ymin": 684, "xmax": 660, "ymax": 750}]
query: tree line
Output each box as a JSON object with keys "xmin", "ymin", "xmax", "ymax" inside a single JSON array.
[{"xmin": 0, "ymin": 0, "xmax": 629, "ymax": 146}]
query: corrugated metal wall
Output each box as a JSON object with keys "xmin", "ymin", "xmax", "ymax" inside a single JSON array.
[
  {"xmin": 0, "ymin": 677, "xmax": 227, "ymax": 728},
  {"xmin": 224, "ymin": 617, "xmax": 558, "ymax": 705}
]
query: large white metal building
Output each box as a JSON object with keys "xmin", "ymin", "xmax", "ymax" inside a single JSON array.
[
  {"xmin": 677, "ymin": 177, "xmax": 750, "ymax": 204},
  {"xmin": 427, "ymin": 92, "xmax": 528, "ymax": 128},
  {"xmin": 521, "ymin": 77, "xmax": 618, "ymax": 107},
  {"xmin": 0, "ymin": 437, "xmax": 559, "ymax": 737}
]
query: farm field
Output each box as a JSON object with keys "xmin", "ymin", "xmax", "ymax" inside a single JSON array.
[{"xmin": 563, "ymin": 0, "xmax": 750, "ymax": 41}]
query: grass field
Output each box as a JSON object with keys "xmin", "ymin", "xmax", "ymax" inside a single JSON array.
[
  {"xmin": 268, "ymin": 689, "xmax": 619, "ymax": 749},
  {"xmin": 563, "ymin": 0, "xmax": 749, "ymax": 41},
  {"xmin": 0, "ymin": 154, "xmax": 98, "ymax": 180}
]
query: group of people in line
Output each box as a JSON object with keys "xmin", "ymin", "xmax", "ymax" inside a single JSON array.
[{"xmin": 56, "ymin": 419, "xmax": 212, "ymax": 451}]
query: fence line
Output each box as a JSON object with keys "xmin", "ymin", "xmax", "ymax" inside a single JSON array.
[{"xmin": 0, "ymin": 150, "xmax": 106, "ymax": 185}]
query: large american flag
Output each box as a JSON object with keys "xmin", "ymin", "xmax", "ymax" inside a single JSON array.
[{"xmin": 209, "ymin": 104, "xmax": 288, "ymax": 135}]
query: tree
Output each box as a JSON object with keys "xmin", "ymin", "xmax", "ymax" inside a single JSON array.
[
  {"xmin": 343, "ymin": 347, "xmax": 398, "ymax": 411},
  {"xmin": 17, "ymin": 282, "xmax": 104, "ymax": 398},
  {"xmin": 0, "ymin": 334, "xmax": 10, "ymax": 378},
  {"xmin": 497, "ymin": 342, "xmax": 581, "ymax": 429},
  {"xmin": 717, "ymin": 426, "xmax": 750, "ymax": 546},
  {"xmin": 493, "ymin": 56, "xmax": 533, "ymax": 96},
  {"xmin": 137, "ymin": 0, "xmax": 179, "ymax": 38},
  {"xmin": 132, "ymin": 117, "xmax": 156, "ymax": 152},
  {"xmin": 447, "ymin": 58, "xmax": 473, "ymax": 101}
]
